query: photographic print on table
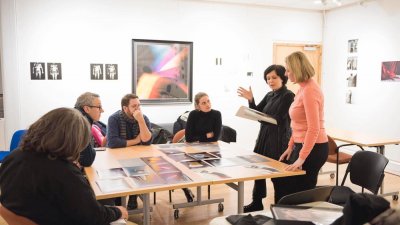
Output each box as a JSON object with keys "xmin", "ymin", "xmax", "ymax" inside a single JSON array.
[
  {"xmin": 132, "ymin": 39, "xmax": 193, "ymax": 104},
  {"xmin": 150, "ymin": 163, "xmax": 180, "ymax": 174},
  {"xmin": 238, "ymin": 154, "xmax": 269, "ymax": 163},
  {"xmin": 157, "ymin": 147, "xmax": 183, "ymax": 155},
  {"xmin": 96, "ymin": 178, "xmax": 132, "ymax": 193},
  {"xmin": 105, "ymin": 64, "xmax": 118, "ymax": 80},
  {"xmin": 47, "ymin": 63, "xmax": 62, "ymax": 80},
  {"xmin": 96, "ymin": 168, "xmax": 126, "ymax": 179},
  {"xmin": 130, "ymin": 174, "xmax": 165, "ymax": 188},
  {"xmin": 118, "ymin": 158, "xmax": 147, "ymax": 167},
  {"xmin": 90, "ymin": 64, "xmax": 103, "ymax": 80},
  {"xmin": 244, "ymin": 164, "xmax": 279, "ymax": 173},
  {"xmin": 30, "ymin": 62, "xmax": 45, "ymax": 80},
  {"xmin": 187, "ymin": 152, "xmax": 218, "ymax": 160},
  {"xmin": 158, "ymin": 171, "xmax": 192, "ymax": 184},
  {"xmin": 194, "ymin": 167, "xmax": 231, "ymax": 179},
  {"xmin": 168, "ymin": 153, "xmax": 194, "ymax": 162},
  {"xmin": 122, "ymin": 166, "xmax": 151, "ymax": 177},
  {"xmin": 180, "ymin": 160, "xmax": 211, "ymax": 169},
  {"xmin": 142, "ymin": 156, "xmax": 169, "ymax": 165},
  {"xmin": 204, "ymin": 158, "xmax": 238, "ymax": 167},
  {"xmin": 381, "ymin": 61, "xmax": 400, "ymax": 81}
]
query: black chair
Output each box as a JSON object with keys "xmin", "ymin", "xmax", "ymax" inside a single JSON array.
[
  {"xmin": 321, "ymin": 135, "xmax": 364, "ymax": 186},
  {"xmin": 277, "ymin": 186, "xmax": 335, "ymax": 205},
  {"xmin": 329, "ymin": 150, "xmax": 389, "ymax": 205},
  {"xmin": 219, "ymin": 125, "xmax": 237, "ymax": 143}
]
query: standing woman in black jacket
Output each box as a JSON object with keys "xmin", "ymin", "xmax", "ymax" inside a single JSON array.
[{"xmin": 237, "ymin": 64, "xmax": 294, "ymax": 212}]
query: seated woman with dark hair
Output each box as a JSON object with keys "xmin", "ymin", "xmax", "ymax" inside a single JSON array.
[{"xmin": 0, "ymin": 108, "xmax": 128, "ymax": 225}]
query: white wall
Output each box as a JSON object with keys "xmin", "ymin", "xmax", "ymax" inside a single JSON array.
[
  {"xmin": 0, "ymin": 0, "xmax": 322, "ymax": 148},
  {"xmin": 323, "ymin": 0, "xmax": 400, "ymax": 172}
]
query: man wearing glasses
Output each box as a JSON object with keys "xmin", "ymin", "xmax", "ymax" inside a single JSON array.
[
  {"xmin": 107, "ymin": 93, "xmax": 152, "ymax": 209},
  {"xmin": 74, "ymin": 92, "xmax": 104, "ymax": 167}
]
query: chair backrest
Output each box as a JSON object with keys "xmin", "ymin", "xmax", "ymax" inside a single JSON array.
[
  {"xmin": 341, "ymin": 150, "xmax": 389, "ymax": 194},
  {"xmin": 10, "ymin": 130, "xmax": 27, "ymax": 151},
  {"xmin": 219, "ymin": 125, "xmax": 237, "ymax": 143},
  {"xmin": 0, "ymin": 205, "xmax": 38, "ymax": 225},
  {"xmin": 327, "ymin": 135, "xmax": 338, "ymax": 156},
  {"xmin": 277, "ymin": 186, "xmax": 335, "ymax": 205},
  {"xmin": 172, "ymin": 129, "xmax": 185, "ymax": 143}
]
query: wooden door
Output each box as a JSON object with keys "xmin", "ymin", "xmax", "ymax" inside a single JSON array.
[{"xmin": 273, "ymin": 43, "xmax": 322, "ymax": 94}]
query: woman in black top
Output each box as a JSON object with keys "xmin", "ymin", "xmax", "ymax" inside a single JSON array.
[
  {"xmin": 185, "ymin": 92, "xmax": 222, "ymax": 143},
  {"xmin": 238, "ymin": 65, "xmax": 294, "ymax": 212},
  {"xmin": 0, "ymin": 108, "xmax": 128, "ymax": 225}
]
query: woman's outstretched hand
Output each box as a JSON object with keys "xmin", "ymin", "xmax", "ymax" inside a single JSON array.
[{"xmin": 237, "ymin": 86, "xmax": 253, "ymax": 101}]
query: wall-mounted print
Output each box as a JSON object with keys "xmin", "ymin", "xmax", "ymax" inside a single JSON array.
[
  {"xmin": 30, "ymin": 62, "xmax": 45, "ymax": 80},
  {"xmin": 346, "ymin": 73, "xmax": 357, "ymax": 87},
  {"xmin": 346, "ymin": 90, "xmax": 352, "ymax": 104},
  {"xmin": 381, "ymin": 61, "xmax": 400, "ymax": 81},
  {"xmin": 348, "ymin": 39, "xmax": 358, "ymax": 53},
  {"xmin": 105, "ymin": 64, "xmax": 118, "ymax": 80},
  {"xmin": 47, "ymin": 63, "xmax": 62, "ymax": 80},
  {"xmin": 90, "ymin": 64, "xmax": 103, "ymax": 80},
  {"xmin": 346, "ymin": 56, "xmax": 357, "ymax": 70},
  {"xmin": 132, "ymin": 39, "xmax": 193, "ymax": 104}
]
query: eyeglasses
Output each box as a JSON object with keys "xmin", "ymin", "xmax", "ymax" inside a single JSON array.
[
  {"xmin": 131, "ymin": 104, "xmax": 141, "ymax": 108},
  {"xmin": 87, "ymin": 105, "xmax": 103, "ymax": 110}
]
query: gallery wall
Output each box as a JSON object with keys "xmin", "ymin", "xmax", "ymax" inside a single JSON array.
[
  {"xmin": 322, "ymin": 0, "xmax": 400, "ymax": 172},
  {"xmin": 0, "ymin": 0, "xmax": 322, "ymax": 149}
]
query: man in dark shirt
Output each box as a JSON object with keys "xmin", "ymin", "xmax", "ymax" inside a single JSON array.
[
  {"xmin": 107, "ymin": 93, "xmax": 152, "ymax": 209},
  {"xmin": 74, "ymin": 92, "xmax": 104, "ymax": 167}
]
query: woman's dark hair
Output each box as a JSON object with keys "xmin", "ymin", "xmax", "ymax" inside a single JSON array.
[
  {"xmin": 20, "ymin": 108, "xmax": 91, "ymax": 162},
  {"xmin": 263, "ymin": 64, "xmax": 288, "ymax": 85}
]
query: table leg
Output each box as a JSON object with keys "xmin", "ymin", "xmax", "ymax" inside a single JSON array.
[
  {"xmin": 378, "ymin": 146, "xmax": 385, "ymax": 195},
  {"xmin": 238, "ymin": 181, "xmax": 244, "ymax": 214},
  {"xmin": 142, "ymin": 193, "xmax": 150, "ymax": 225}
]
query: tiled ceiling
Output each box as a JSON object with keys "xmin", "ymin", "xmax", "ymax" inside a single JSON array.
[{"xmin": 181, "ymin": 0, "xmax": 369, "ymax": 11}]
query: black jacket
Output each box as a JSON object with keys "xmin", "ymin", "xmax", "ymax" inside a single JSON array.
[
  {"xmin": 249, "ymin": 86, "xmax": 294, "ymax": 160},
  {"xmin": 0, "ymin": 150, "xmax": 121, "ymax": 225}
]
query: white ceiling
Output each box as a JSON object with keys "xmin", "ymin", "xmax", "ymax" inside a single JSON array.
[{"xmin": 181, "ymin": 0, "xmax": 369, "ymax": 11}]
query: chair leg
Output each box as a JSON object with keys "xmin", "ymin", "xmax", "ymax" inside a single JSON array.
[
  {"xmin": 153, "ymin": 192, "xmax": 156, "ymax": 205},
  {"xmin": 169, "ymin": 190, "xmax": 172, "ymax": 203},
  {"xmin": 336, "ymin": 151, "xmax": 339, "ymax": 186},
  {"xmin": 208, "ymin": 185, "xmax": 211, "ymax": 200}
]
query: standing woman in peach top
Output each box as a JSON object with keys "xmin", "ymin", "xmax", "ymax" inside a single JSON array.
[{"xmin": 274, "ymin": 51, "xmax": 328, "ymax": 202}]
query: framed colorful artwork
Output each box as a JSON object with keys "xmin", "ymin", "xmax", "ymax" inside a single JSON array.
[{"xmin": 132, "ymin": 39, "xmax": 193, "ymax": 104}]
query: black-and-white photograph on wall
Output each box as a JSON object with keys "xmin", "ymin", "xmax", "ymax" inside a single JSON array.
[
  {"xmin": 346, "ymin": 90, "xmax": 352, "ymax": 104},
  {"xmin": 105, "ymin": 64, "xmax": 118, "ymax": 80},
  {"xmin": 90, "ymin": 64, "xmax": 103, "ymax": 80},
  {"xmin": 347, "ymin": 57, "xmax": 357, "ymax": 70},
  {"xmin": 347, "ymin": 73, "xmax": 357, "ymax": 87},
  {"xmin": 47, "ymin": 63, "xmax": 62, "ymax": 80},
  {"xmin": 348, "ymin": 39, "xmax": 358, "ymax": 53},
  {"xmin": 30, "ymin": 62, "xmax": 45, "ymax": 80}
]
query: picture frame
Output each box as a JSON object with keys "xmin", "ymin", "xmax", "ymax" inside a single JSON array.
[{"xmin": 132, "ymin": 39, "xmax": 193, "ymax": 104}]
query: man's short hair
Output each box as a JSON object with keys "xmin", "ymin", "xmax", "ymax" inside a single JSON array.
[
  {"xmin": 121, "ymin": 94, "xmax": 139, "ymax": 109},
  {"xmin": 75, "ymin": 92, "xmax": 100, "ymax": 109}
]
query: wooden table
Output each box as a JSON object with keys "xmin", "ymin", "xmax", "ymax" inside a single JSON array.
[
  {"xmin": 327, "ymin": 128, "xmax": 400, "ymax": 198},
  {"xmin": 84, "ymin": 142, "xmax": 305, "ymax": 225}
]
